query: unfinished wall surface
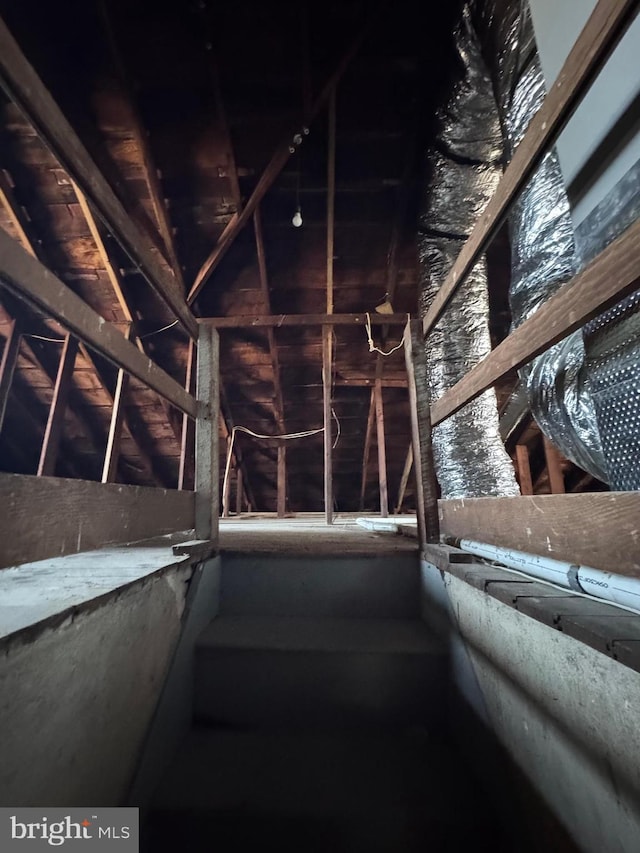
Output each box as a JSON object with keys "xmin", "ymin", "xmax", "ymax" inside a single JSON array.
[
  {"xmin": 0, "ymin": 565, "xmax": 192, "ymax": 807},
  {"xmin": 421, "ymin": 560, "xmax": 640, "ymax": 853}
]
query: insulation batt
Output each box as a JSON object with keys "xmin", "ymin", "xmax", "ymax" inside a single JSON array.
[{"xmin": 419, "ymin": 9, "xmax": 520, "ymax": 499}]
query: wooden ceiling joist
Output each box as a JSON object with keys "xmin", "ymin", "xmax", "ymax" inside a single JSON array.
[
  {"xmin": 199, "ymin": 313, "xmax": 410, "ymax": 328},
  {"xmin": 0, "ymin": 316, "xmax": 22, "ymax": 433},
  {"xmin": 0, "ymin": 16, "xmax": 198, "ymax": 338}
]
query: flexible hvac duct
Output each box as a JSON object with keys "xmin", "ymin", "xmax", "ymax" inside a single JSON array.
[{"xmin": 418, "ymin": 7, "xmax": 520, "ymax": 500}]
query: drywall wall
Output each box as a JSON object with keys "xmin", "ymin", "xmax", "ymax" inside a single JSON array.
[
  {"xmin": 421, "ymin": 560, "xmax": 640, "ymax": 853},
  {"xmin": 0, "ymin": 564, "xmax": 192, "ymax": 806},
  {"xmin": 528, "ymin": 0, "xmax": 640, "ymax": 227}
]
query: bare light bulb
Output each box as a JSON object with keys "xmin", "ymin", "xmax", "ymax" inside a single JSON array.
[{"xmin": 292, "ymin": 208, "xmax": 303, "ymax": 228}]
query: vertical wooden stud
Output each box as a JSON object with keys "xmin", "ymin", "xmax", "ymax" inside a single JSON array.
[{"xmin": 195, "ymin": 325, "xmax": 219, "ymax": 541}]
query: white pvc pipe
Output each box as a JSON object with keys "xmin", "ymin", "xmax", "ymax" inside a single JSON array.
[
  {"xmin": 458, "ymin": 538, "xmax": 640, "ymax": 613},
  {"xmin": 459, "ymin": 539, "xmax": 579, "ymax": 589}
]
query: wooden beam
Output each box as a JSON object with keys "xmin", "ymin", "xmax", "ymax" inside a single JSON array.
[
  {"xmin": 422, "ymin": 0, "xmax": 639, "ymax": 339},
  {"xmin": 395, "ymin": 444, "xmax": 413, "ymax": 515},
  {"xmin": 235, "ymin": 467, "xmax": 243, "ymax": 516},
  {"xmin": 0, "ymin": 228, "xmax": 196, "ymax": 417},
  {"xmin": 0, "ymin": 472, "xmax": 195, "ymax": 569},
  {"xmin": 102, "ymin": 366, "xmax": 128, "ymax": 483},
  {"xmin": 322, "ymin": 325, "xmax": 333, "ymax": 524},
  {"xmin": 73, "ymin": 183, "xmax": 135, "ymax": 325},
  {"xmin": 222, "ymin": 436, "xmax": 232, "ymax": 518},
  {"xmin": 277, "ymin": 444, "xmax": 286, "ymax": 518},
  {"xmin": 178, "ymin": 338, "xmax": 196, "ymax": 490},
  {"xmin": 99, "ymin": 1, "xmax": 186, "ymax": 293},
  {"xmin": 430, "ymin": 218, "xmax": 640, "ymax": 427},
  {"xmin": 326, "ymin": 87, "xmax": 336, "ymax": 315},
  {"xmin": 543, "ymin": 436, "xmax": 566, "ymax": 494},
  {"xmin": 195, "ymin": 325, "xmax": 219, "ymax": 541},
  {"xmin": 0, "ymin": 16, "xmax": 197, "ymax": 338},
  {"xmin": 404, "ymin": 320, "xmax": 439, "ymax": 544},
  {"xmin": 515, "ymin": 444, "xmax": 533, "ymax": 496},
  {"xmin": 359, "ymin": 388, "xmax": 376, "ymax": 510},
  {"xmin": 37, "ymin": 334, "xmax": 78, "ymax": 477},
  {"xmin": 0, "ymin": 169, "xmax": 36, "ymax": 257},
  {"xmin": 438, "ymin": 492, "xmax": 640, "ymax": 578},
  {"xmin": 199, "ymin": 313, "xmax": 410, "ymax": 328},
  {"xmin": 188, "ymin": 10, "xmax": 378, "ymax": 305},
  {"xmin": 374, "ymin": 378, "xmax": 388, "ymax": 518},
  {"xmin": 0, "ymin": 316, "xmax": 22, "ymax": 433}
]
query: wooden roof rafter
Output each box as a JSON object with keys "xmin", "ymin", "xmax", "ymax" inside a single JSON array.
[{"xmin": 0, "ymin": 15, "xmax": 198, "ymax": 339}]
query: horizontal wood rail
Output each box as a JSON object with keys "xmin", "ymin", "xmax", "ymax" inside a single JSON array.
[
  {"xmin": 0, "ymin": 229, "xmax": 197, "ymax": 417},
  {"xmin": 198, "ymin": 313, "xmax": 411, "ymax": 328},
  {"xmin": 422, "ymin": 0, "xmax": 639, "ymax": 339},
  {"xmin": 438, "ymin": 493, "xmax": 640, "ymax": 578},
  {"xmin": 430, "ymin": 218, "xmax": 640, "ymax": 426},
  {"xmin": 0, "ymin": 473, "xmax": 195, "ymax": 569},
  {"xmin": 0, "ymin": 16, "xmax": 198, "ymax": 340}
]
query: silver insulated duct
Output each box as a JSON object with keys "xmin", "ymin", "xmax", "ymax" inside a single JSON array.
[{"xmin": 418, "ymin": 8, "xmax": 520, "ymax": 499}]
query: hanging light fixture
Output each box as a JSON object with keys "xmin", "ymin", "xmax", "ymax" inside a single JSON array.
[{"xmin": 291, "ymin": 132, "xmax": 304, "ymax": 228}]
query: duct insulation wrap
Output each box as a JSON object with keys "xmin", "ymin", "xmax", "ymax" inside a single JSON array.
[
  {"xmin": 418, "ymin": 8, "xmax": 520, "ymax": 499},
  {"xmin": 503, "ymin": 42, "xmax": 608, "ymax": 481}
]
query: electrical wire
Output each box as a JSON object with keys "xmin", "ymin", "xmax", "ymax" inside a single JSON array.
[
  {"xmin": 222, "ymin": 423, "xmax": 325, "ymax": 505},
  {"xmin": 139, "ymin": 319, "xmax": 179, "ymax": 339},
  {"xmin": 364, "ymin": 312, "xmax": 408, "ymax": 356},
  {"xmin": 23, "ymin": 334, "xmax": 66, "ymax": 343}
]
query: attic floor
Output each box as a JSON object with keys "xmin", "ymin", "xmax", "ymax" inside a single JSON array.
[{"xmin": 219, "ymin": 514, "xmax": 419, "ymax": 555}]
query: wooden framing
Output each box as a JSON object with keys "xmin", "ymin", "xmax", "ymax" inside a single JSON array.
[
  {"xmin": 439, "ymin": 493, "xmax": 640, "ymax": 578},
  {"xmin": 277, "ymin": 444, "xmax": 286, "ymax": 518},
  {"xmin": 404, "ymin": 320, "xmax": 439, "ymax": 544},
  {"xmin": 422, "ymin": 0, "xmax": 638, "ymax": 339},
  {"xmin": 374, "ymin": 378, "xmax": 389, "ymax": 517},
  {"xmin": 0, "ymin": 228, "xmax": 196, "ymax": 417},
  {"xmin": 188, "ymin": 10, "xmax": 378, "ymax": 304},
  {"xmin": 395, "ymin": 444, "xmax": 413, "ymax": 515},
  {"xmin": 543, "ymin": 436, "xmax": 566, "ymax": 495},
  {"xmin": 430, "ymin": 218, "xmax": 640, "ymax": 427},
  {"xmin": 0, "ymin": 316, "xmax": 22, "ymax": 433},
  {"xmin": 178, "ymin": 339, "xmax": 196, "ymax": 491},
  {"xmin": 515, "ymin": 444, "xmax": 533, "ymax": 496},
  {"xmin": 37, "ymin": 333, "xmax": 78, "ymax": 477},
  {"xmin": 322, "ymin": 325, "xmax": 333, "ymax": 524},
  {"xmin": 0, "ymin": 472, "xmax": 195, "ymax": 569},
  {"xmin": 326, "ymin": 87, "xmax": 336, "ymax": 316},
  {"xmin": 199, "ymin": 313, "xmax": 410, "ymax": 329},
  {"xmin": 195, "ymin": 325, "xmax": 219, "ymax": 540},
  {"xmin": 359, "ymin": 388, "xmax": 376, "ymax": 510},
  {"xmin": 102, "ymin": 365, "xmax": 128, "ymax": 484},
  {"xmin": 0, "ymin": 17, "xmax": 197, "ymax": 338}
]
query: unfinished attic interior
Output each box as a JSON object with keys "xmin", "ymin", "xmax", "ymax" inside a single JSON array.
[{"xmin": 0, "ymin": 0, "xmax": 639, "ymax": 848}]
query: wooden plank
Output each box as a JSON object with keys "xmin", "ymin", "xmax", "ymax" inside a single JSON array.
[
  {"xmin": 102, "ymin": 366, "xmax": 128, "ymax": 483},
  {"xmin": 0, "ymin": 169, "xmax": 36, "ymax": 257},
  {"xmin": 0, "ymin": 316, "xmax": 22, "ymax": 433},
  {"xmin": 188, "ymin": 10, "xmax": 379, "ymax": 305},
  {"xmin": 431, "ymin": 218, "xmax": 640, "ymax": 426},
  {"xmin": 73, "ymin": 183, "xmax": 135, "ymax": 324},
  {"xmin": 326, "ymin": 86, "xmax": 336, "ymax": 315},
  {"xmin": 221, "ymin": 437, "xmax": 232, "ymax": 519},
  {"xmin": 0, "ymin": 228, "xmax": 197, "ymax": 417},
  {"xmin": 37, "ymin": 334, "xmax": 78, "ymax": 477},
  {"xmin": 322, "ymin": 325, "xmax": 333, "ymax": 524},
  {"xmin": 199, "ymin": 313, "xmax": 410, "ymax": 328},
  {"xmin": 359, "ymin": 388, "xmax": 376, "ymax": 510},
  {"xmin": 395, "ymin": 444, "xmax": 413, "ymax": 514},
  {"xmin": 543, "ymin": 436, "xmax": 566, "ymax": 494},
  {"xmin": 195, "ymin": 326, "xmax": 219, "ymax": 541},
  {"xmin": 178, "ymin": 338, "xmax": 196, "ymax": 490},
  {"xmin": 515, "ymin": 444, "xmax": 533, "ymax": 496},
  {"xmin": 439, "ymin": 492, "xmax": 640, "ymax": 578},
  {"xmin": 404, "ymin": 320, "xmax": 439, "ymax": 544},
  {"xmin": 0, "ymin": 472, "xmax": 194, "ymax": 569},
  {"xmin": 236, "ymin": 468, "xmax": 243, "ymax": 516},
  {"xmin": 374, "ymin": 378, "xmax": 388, "ymax": 518},
  {"xmin": 0, "ymin": 17, "xmax": 197, "ymax": 338},
  {"xmin": 422, "ymin": 0, "xmax": 639, "ymax": 339},
  {"xmin": 277, "ymin": 444, "xmax": 286, "ymax": 518}
]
